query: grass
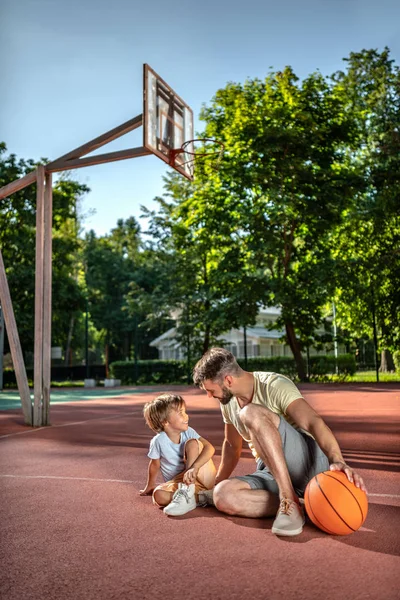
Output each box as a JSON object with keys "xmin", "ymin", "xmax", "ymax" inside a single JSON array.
[
  {"xmin": 345, "ymin": 370, "xmax": 400, "ymax": 383},
  {"xmin": 322, "ymin": 370, "xmax": 400, "ymax": 383}
]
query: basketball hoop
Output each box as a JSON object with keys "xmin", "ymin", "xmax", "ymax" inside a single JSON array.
[{"xmin": 169, "ymin": 138, "xmax": 225, "ymax": 178}]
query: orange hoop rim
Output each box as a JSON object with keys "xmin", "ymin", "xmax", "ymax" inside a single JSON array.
[{"xmin": 170, "ymin": 138, "xmax": 224, "ymax": 171}]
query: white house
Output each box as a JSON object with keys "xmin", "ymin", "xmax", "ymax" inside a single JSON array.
[{"xmin": 150, "ymin": 307, "xmax": 344, "ymax": 360}]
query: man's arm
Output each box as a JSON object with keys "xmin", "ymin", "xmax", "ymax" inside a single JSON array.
[
  {"xmin": 215, "ymin": 424, "xmax": 243, "ymax": 485},
  {"xmin": 286, "ymin": 398, "xmax": 367, "ymax": 492}
]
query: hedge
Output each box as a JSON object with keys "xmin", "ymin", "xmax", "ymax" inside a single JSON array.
[
  {"xmin": 110, "ymin": 360, "xmax": 189, "ymax": 385},
  {"xmin": 308, "ymin": 354, "xmax": 356, "ymax": 379},
  {"xmin": 110, "ymin": 354, "xmax": 356, "ymax": 385},
  {"xmin": 393, "ymin": 351, "xmax": 400, "ymax": 373}
]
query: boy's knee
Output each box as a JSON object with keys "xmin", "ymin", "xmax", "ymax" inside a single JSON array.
[
  {"xmin": 153, "ymin": 488, "xmax": 170, "ymax": 507},
  {"xmin": 184, "ymin": 438, "xmax": 202, "ymax": 455}
]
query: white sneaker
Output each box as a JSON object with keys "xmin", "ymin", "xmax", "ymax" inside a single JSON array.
[
  {"xmin": 197, "ymin": 488, "xmax": 215, "ymax": 507},
  {"xmin": 271, "ymin": 498, "xmax": 305, "ymax": 536},
  {"xmin": 163, "ymin": 483, "xmax": 196, "ymax": 516}
]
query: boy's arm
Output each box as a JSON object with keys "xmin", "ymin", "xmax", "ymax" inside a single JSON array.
[
  {"xmin": 183, "ymin": 435, "xmax": 215, "ymax": 484},
  {"xmin": 139, "ymin": 458, "xmax": 160, "ymax": 495}
]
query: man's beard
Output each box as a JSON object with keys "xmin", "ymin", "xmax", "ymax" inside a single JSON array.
[{"xmin": 216, "ymin": 385, "xmax": 233, "ymax": 405}]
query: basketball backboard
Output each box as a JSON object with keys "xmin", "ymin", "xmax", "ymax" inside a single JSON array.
[{"xmin": 143, "ymin": 64, "xmax": 194, "ymax": 181}]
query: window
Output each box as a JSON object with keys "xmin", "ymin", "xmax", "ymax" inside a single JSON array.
[{"xmin": 238, "ymin": 342, "xmax": 254, "ymax": 358}]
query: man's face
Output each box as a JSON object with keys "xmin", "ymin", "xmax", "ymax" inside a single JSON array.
[{"xmin": 202, "ymin": 378, "xmax": 233, "ymax": 405}]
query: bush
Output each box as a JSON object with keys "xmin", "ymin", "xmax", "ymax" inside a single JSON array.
[
  {"xmin": 308, "ymin": 354, "xmax": 356, "ymax": 381},
  {"xmin": 110, "ymin": 354, "xmax": 356, "ymax": 385},
  {"xmin": 110, "ymin": 360, "xmax": 189, "ymax": 385},
  {"xmin": 393, "ymin": 351, "xmax": 400, "ymax": 373},
  {"xmin": 237, "ymin": 356, "xmax": 298, "ymax": 380}
]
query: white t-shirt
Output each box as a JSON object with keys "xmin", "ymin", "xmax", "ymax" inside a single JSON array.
[
  {"xmin": 220, "ymin": 371, "xmax": 308, "ymax": 460},
  {"xmin": 147, "ymin": 427, "xmax": 200, "ymax": 482}
]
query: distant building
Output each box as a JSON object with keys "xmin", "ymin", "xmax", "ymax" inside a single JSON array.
[{"xmin": 150, "ymin": 307, "xmax": 345, "ymax": 360}]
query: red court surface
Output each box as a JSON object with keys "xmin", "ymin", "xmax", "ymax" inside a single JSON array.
[{"xmin": 1, "ymin": 383, "xmax": 399, "ymax": 600}]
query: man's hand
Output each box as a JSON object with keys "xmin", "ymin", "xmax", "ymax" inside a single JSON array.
[
  {"xmin": 183, "ymin": 465, "xmax": 199, "ymax": 485},
  {"xmin": 330, "ymin": 462, "xmax": 367, "ymax": 493},
  {"xmin": 139, "ymin": 486, "xmax": 155, "ymax": 496}
]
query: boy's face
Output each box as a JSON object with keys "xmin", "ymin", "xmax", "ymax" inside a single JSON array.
[{"xmin": 165, "ymin": 404, "xmax": 189, "ymax": 433}]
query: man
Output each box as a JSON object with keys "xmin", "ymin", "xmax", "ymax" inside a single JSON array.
[{"xmin": 193, "ymin": 348, "xmax": 367, "ymax": 536}]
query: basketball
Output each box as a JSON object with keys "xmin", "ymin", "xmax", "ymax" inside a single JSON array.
[{"xmin": 304, "ymin": 470, "xmax": 368, "ymax": 535}]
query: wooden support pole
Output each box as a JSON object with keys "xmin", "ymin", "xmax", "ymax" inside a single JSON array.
[
  {"xmin": 33, "ymin": 166, "xmax": 45, "ymax": 427},
  {"xmin": 45, "ymin": 114, "xmax": 143, "ymax": 170},
  {"xmin": 0, "ymin": 170, "xmax": 37, "ymax": 200},
  {"xmin": 42, "ymin": 172, "xmax": 53, "ymax": 425},
  {"xmin": 46, "ymin": 146, "xmax": 152, "ymax": 173},
  {"xmin": 0, "ymin": 250, "xmax": 33, "ymax": 425}
]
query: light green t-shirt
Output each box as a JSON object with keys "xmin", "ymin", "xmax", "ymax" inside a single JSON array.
[{"xmin": 220, "ymin": 371, "xmax": 307, "ymax": 460}]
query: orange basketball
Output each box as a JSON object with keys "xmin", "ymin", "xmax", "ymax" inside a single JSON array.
[{"xmin": 304, "ymin": 470, "xmax": 368, "ymax": 535}]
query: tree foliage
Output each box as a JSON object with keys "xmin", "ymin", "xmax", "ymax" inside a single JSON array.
[
  {"xmin": 331, "ymin": 49, "xmax": 400, "ymax": 360},
  {"xmin": 0, "ymin": 143, "xmax": 89, "ymax": 359}
]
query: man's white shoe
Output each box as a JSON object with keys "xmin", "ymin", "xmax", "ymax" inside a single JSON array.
[
  {"xmin": 163, "ymin": 483, "xmax": 196, "ymax": 516},
  {"xmin": 271, "ymin": 498, "xmax": 305, "ymax": 536}
]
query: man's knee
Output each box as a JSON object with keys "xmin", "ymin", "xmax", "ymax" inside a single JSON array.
[
  {"xmin": 239, "ymin": 403, "xmax": 279, "ymax": 431},
  {"xmin": 214, "ymin": 480, "xmax": 242, "ymax": 515}
]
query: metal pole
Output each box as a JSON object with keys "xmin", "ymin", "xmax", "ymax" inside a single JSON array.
[
  {"xmin": 0, "ymin": 249, "xmax": 32, "ymax": 423},
  {"xmin": 85, "ymin": 296, "xmax": 89, "ymax": 379},
  {"xmin": 33, "ymin": 166, "xmax": 45, "ymax": 426},
  {"xmin": 332, "ymin": 301, "xmax": 338, "ymax": 375},
  {"xmin": 134, "ymin": 315, "xmax": 139, "ymax": 383},
  {"xmin": 0, "ymin": 305, "xmax": 4, "ymax": 391},
  {"xmin": 42, "ymin": 172, "xmax": 53, "ymax": 425},
  {"xmin": 371, "ymin": 290, "xmax": 379, "ymax": 383},
  {"xmin": 243, "ymin": 326, "xmax": 248, "ymax": 369},
  {"xmin": 186, "ymin": 307, "xmax": 191, "ymax": 385}
]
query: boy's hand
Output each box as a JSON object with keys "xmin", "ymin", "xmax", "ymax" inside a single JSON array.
[
  {"xmin": 139, "ymin": 486, "xmax": 155, "ymax": 496},
  {"xmin": 183, "ymin": 466, "xmax": 199, "ymax": 485}
]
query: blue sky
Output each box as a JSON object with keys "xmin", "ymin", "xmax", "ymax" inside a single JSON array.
[{"xmin": 1, "ymin": 0, "xmax": 399, "ymax": 236}]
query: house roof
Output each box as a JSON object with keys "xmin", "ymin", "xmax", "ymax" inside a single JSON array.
[
  {"xmin": 150, "ymin": 325, "xmax": 285, "ymax": 349},
  {"xmin": 245, "ymin": 327, "xmax": 283, "ymax": 340},
  {"xmin": 149, "ymin": 327, "xmax": 177, "ymax": 347}
]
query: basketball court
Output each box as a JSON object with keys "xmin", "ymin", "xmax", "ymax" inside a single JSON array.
[
  {"xmin": 0, "ymin": 382, "xmax": 399, "ymax": 599},
  {"xmin": 1, "ymin": 63, "xmax": 399, "ymax": 599}
]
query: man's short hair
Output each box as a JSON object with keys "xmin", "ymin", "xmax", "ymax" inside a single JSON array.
[
  {"xmin": 193, "ymin": 347, "xmax": 241, "ymax": 387},
  {"xmin": 143, "ymin": 393, "xmax": 185, "ymax": 433}
]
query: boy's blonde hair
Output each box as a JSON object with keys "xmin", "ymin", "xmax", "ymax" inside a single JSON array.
[{"xmin": 143, "ymin": 393, "xmax": 185, "ymax": 433}]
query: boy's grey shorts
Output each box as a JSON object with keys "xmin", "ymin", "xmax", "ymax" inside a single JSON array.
[{"xmin": 235, "ymin": 416, "xmax": 329, "ymax": 498}]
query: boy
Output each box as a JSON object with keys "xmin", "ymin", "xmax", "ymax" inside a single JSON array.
[{"xmin": 140, "ymin": 393, "xmax": 216, "ymax": 516}]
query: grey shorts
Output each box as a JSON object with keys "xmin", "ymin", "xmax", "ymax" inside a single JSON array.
[{"xmin": 235, "ymin": 416, "xmax": 329, "ymax": 498}]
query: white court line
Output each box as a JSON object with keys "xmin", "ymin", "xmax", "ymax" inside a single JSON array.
[
  {"xmin": 0, "ymin": 474, "xmax": 136, "ymax": 484},
  {"xmin": 0, "ymin": 409, "xmax": 142, "ymax": 439},
  {"xmin": 0, "ymin": 474, "xmax": 399, "ymax": 499},
  {"xmin": 368, "ymin": 493, "xmax": 400, "ymax": 498}
]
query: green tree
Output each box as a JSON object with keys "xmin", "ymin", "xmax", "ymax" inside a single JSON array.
[
  {"xmin": 199, "ymin": 67, "xmax": 361, "ymax": 380},
  {"xmin": 140, "ymin": 171, "xmax": 262, "ymax": 361},
  {"xmin": 332, "ymin": 49, "xmax": 400, "ymax": 370},
  {"xmin": 0, "ymin": 144, "xmax": 89, "ymax": 361}
]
